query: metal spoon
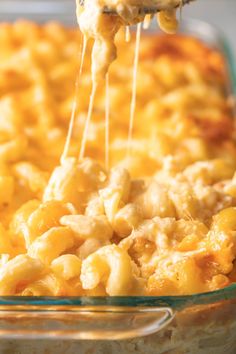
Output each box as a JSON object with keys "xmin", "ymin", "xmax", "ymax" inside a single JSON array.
[{"xmin": 78, "ymin": 0, "xmax": 194, "ymax": 15}]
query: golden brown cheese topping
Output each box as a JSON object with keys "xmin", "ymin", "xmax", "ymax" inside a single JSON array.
[{"xmin": 0, "ymin": 22, "xmax": 235, "ymax": 296}]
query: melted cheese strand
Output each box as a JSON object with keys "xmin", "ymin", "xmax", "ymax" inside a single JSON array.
[
  {"xmin": 125, "ymin": 26, "xmax": 131, "ymax": 42},
  {"xmin": 105, "ymin": 73, "xmax": 110, "ymax": 170},
  {"xmin": 127, "ymin": 23, "xmax": 142, "ymax": 157},
  {"xmin": 61, "ymin": 38, "xmax": 87, "ymax": 164},
  {"xmin": 143, "ymin": 14, "xmax": 151, "ymax": 30},
  {"xmin": 79, "ymin": 82, "xmax": 97, "ymax": 160}
]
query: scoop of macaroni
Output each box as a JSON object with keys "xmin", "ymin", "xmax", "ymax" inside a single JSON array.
[
  {"xmin": 0, "ymin": 21, "xmax": 235, "ymax": 296},
  {"xmin": 77, "ymin": 0, "xmax": 181, "ymax": 82}
]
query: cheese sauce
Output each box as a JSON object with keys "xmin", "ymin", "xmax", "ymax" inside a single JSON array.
[
  {"xmin": 76, "ymin": 0, "xmax": 182, "ymax": 83},
  {"xmin": 61, "ymin": 38, "xmax": 87, "ymax": 163},
  {"xmin": 127, "ymin": 23, "xmax": 142, "ymax": 157},
  {"xmin": 125, "ymin": 26, "xmax": 131, "ymax": 42},
  {"xmin": 105, "ymin": 73, "xmax": 110, "ymax": 169},
  {"xmin": 143, "ymin": 14, "xmax": 152, "ymax": 29},
  {"xmin": 79, "ymin": 82, "xmax": 97, "ymax": 160}
]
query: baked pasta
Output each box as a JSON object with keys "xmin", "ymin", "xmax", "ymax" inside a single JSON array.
[
  {"xmin": 77, "ymin": 0, "xmax": 181, "ymax": 82},
  {"xmin": 0, "ymin": 21, "xmax": 235, "ymax": 297}
]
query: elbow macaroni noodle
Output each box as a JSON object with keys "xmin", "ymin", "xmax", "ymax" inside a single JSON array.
[{"xmin": 0, "ymin": 21, "xmax": 235, "ymax": 296}]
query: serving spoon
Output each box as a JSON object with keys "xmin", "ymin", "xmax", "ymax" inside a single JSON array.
[{"xmin": 77, "ymin": 0, "xmax": 194, "ymax": 15}]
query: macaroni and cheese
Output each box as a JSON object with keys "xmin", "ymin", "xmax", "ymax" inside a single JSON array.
[
  {"xmin": 0, "ymin": 22, "xmax": 235, "ymax": 297},
  {"xmin": 76, "ymin": 0, "xmax": 181, "ymax": 82}
]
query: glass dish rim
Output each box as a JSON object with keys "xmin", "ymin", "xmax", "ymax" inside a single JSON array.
[
  {"xmin": 0, "ymin": 283, "xmax": 236, "ymax": 310},
  {"xmin": 0, "ymin": 17, "xmax": 235, "ymax": 310}
]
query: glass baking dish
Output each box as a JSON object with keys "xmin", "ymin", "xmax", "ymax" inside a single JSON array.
[{"xmin": 0, "ymin": 1, "xmax": 236, "ymax": 353}]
